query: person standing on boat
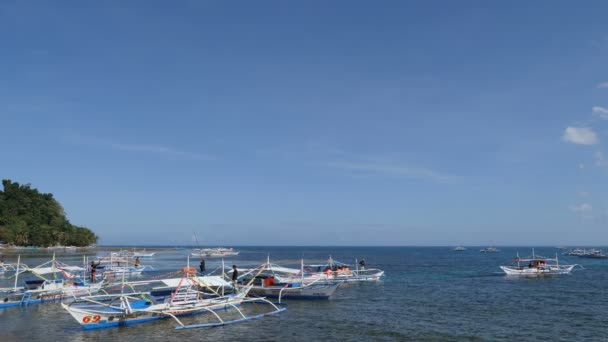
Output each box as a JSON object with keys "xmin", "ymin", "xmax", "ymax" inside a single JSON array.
[
  {"xmin": 199, "ymin": 259, "xmax": 206, "ymax": 275},
  {"xmin": 134, "ymin": 257, "xmax": 140, "ymax": 267},
  {"xmin": 359, "ymin": 259, "xmax": 366, "ymax": 270},
  {"xmin": 90, "ymin": 261, "xmax": 100, "ymax": 282},
  {"xmin": 232, "ymin": 265, "xmax": 238, "ymax": 285}
]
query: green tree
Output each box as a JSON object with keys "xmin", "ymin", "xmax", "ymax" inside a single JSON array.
[{"xmin": 0, "ymin": 179, "xmax": 98, "ymax": 246}]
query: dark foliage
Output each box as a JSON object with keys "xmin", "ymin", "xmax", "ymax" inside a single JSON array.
[{"xmin": 0, "ymin": 179, "xmax": 97, "ymax": 247}]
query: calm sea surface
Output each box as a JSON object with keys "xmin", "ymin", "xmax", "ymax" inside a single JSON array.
[{"xmin": 0, "ymin": 246, "xmax": 607, "ymax": 341}]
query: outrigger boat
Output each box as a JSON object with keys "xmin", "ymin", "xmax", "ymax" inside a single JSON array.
[
  {"xmin": 500, "ymin": 250, "xmax": 581, "ymax": 276},
  {"xmin": 62, "ymin": 261, "xmax": 285, "ymax": 330},
  {"xmin": 564, "ymin": 248, "xmax": 586, "ymax": 256},
  {"xmin": 191, "ymin": 247, "xmax": 239, "ymax": 258},
  {"xmin": 94, "ymin": 255, "xmax": 154, "ymax": 278},
  {"xmin": 236, "ymin": 256, "xmax": 383, "ymax": 285},
  {"xmin": 112, "ymin": 249, "xmax": 156, "ymax": 258},
  {"xmin": 563, "ymin": 248, "xmax": 608, "ymax": 259},
  {"xmin": 190, "ymin": 233, "xmax": 239, "ymax": 258},
  {"xmin": 302, "ymin": 256, "xmax": 385, "ymax": 283},
  {"xmin": 0, "ymin": 262, "xmax": 27, "ymax": 275},
  {"xmin": 480, "ymin": 247, "xmax": 500, "ymax": 253},
  {"xmin": 0, "ymin": 255, "xmax": 103, "ymax": 309},
  {"xmin": 578, "ymin": 249, "xmax": 608, "ymax": 259},
  {"xmin": 235, "ymin": 258, "xmax": 340, "ymax": 302}
]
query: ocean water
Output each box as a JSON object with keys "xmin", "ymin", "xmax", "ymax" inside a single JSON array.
[{"xmin": 0, "ymin": 246, "xmax": 607, "ymax": 341}]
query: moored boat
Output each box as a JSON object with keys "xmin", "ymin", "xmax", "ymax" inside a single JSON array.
[
  {"xmin": 0, "ymin": 255, "xmax": 103, "ymax": 309},
  {"xmin": 191, "ymin": 247, "xmax": 239, "ymax": 258},
  {"xmin": 62, "ymin": 264, "xmax": 284, "ymax": 330},
  {"xmin": 500, "ymin": 250, "xmax": 581, "ymax": 276}
]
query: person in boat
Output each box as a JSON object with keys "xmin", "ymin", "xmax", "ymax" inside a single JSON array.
[
  {"xmin": 90, "ymin": 261, "xmax": 101, "ymax": 282},
  {"xmin": 134, "ymin": 257, "xmax": 140, "ymax": 267},
  {"xmin": 0, "ymin": 255, "xmax": 4, "ymax": 265},
  {"xmin": 232, "ymin": 265, "xmax": 239, "ymax": 284},
  {"xmin": 199, "ymin": 259, "xmax": 206, "ymax": 275},
  {"xmin": 324, "ymin": 267, "xmax": 333, "ymax": 276},
  {"xmin": 264, "ymin": 276, "xmax": 276, "ymax": 287},
  {"xmin": 359, "ymin": 259, "xmax": 366, "ymax": 269}
]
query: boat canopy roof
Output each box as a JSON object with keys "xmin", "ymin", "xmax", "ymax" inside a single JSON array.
[
  {"xmin": 31, "ymin": 265, "xmax": 85, "ymax": 275},
  {"xmin": 160, "ymin": 276, "xmax": 230, "ymax": 288},
  {"xmin": 514, "ymin": 256, "xmax": 557, "ymax": 262}
]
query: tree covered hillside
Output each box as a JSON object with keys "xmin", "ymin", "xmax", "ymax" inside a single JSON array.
[{"xmin": 0, "ymin": 179, "xmax": 97, "ymax": 247}]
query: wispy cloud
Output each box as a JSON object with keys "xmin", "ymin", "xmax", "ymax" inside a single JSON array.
[
  {"xmin": 257, "ymin": 141, "xmax": 461, "ymax": 184},
  {"xmin": 326, "ymin": 160, "xmax": 460, "ymax": 184},
  {"xmin": 68, "ymin": 136, "xmax": 214, "ymax": 161},
  {"xmin": 569, "ymin": 203, "xmax": 593, "ymax": 219},
  {"xmin": 562, "ymin": 127, "xmax": 599, "ymax": 145},
  {"xmin": 592, "ymin": 106, "xmax": 608, "ymax": 120},
  {"xmin": 598, "ymin": 82, "xmax": 608, "ymax": 89}
]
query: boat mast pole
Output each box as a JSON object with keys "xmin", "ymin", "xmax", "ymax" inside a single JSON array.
[
  {"xmin": 13, "ymin": 255, "xmax": 21, "ymax": 291},
  {"xmin": 187, "ymin": 254, "xmax": 190, "ymax": 280},
  {"xmin": 52, "ymin": 252, "xmax": 57, "ymax": 280}
]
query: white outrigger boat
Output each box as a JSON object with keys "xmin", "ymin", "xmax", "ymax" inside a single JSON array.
[
  {"xmin": 94, "ymin": 255, "xmax": 153, "ymax": 278},
  {"xmin": 0, "ymin": 262, "xmax": 27, "ymax": 275},
  {"xmin": 500, "ymin": 250, "xmax": 581, "ymax": 276},
  {"xmin": 112, "ymin": 249, "xmax": 156, "ymax": 258},
  {"xmin": 62, "ymin": 262, "xmax": 285, "ymax": 330},
  {"xmin": 190, "ymin": 233, "xmax": 239, "ymax": 258},
  {"xmin": 0, "ymin": 255, "xmax": 103, "ymax": 309},
  {"xmin": 480, "ymin": 247, "xmax": 500, "ymax": 253},
  {"xmin": 303, "ymin": 256, "xmax": 385, "ymax": 283},
  {"xmin": 191, "ymin": 247, "xmax": 239, "ymax": 258},
  {"xmin": 236, "ymin": 256, "xmax": 383, "ymax": 286},
  {"xmin": 234, "ymin": 258, "xmax": 341, "ymax": 302}
]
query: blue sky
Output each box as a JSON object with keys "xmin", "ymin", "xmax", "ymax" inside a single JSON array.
[{"xmin": 1, "ymin": 1, "xmax": 608, "ymax": 245}]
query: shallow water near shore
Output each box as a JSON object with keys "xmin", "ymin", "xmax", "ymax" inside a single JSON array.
[{"xmin": 0, "ymin": 246, "xmax": 607, "ymax": 341}]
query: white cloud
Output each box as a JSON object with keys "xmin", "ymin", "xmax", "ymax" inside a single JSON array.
[
  {"xmin": 592, "ymin": 106, "xmax": 608, "ymax": 119},
  {"xmin": 562, "ymin": 127, "xmax": 599, "ymax": 145},
  {"xmin": 68, "ymin": 136, "xmax": 215, "ymax": 161},
  {"xmin": 598, "ymin": 82, "xmax": 608, "ymax": 88},
  {"xmin": 326, "ymin": 160, "xmax": 460, "ymax": 184},
  {"xmin": 569, "ymin": 203, "xmax": 593, "ymax": 219}
]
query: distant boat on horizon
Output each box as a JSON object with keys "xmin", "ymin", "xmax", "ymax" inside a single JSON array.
[{"xmin": 453, "ymin": 246, "xmax": 467, "ymax": 251}]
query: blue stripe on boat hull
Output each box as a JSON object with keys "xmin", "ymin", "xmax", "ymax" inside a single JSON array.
[
  {"xmin": 78, "ymin": 304, "xmax": 241, "ymax": 330},
  {"xmin": 254, "ymin": 294, "xmax": 330, "ymax": 300},
  {"xmin": 0, "ymin": 296, "xmax": 67, "ymax": 309}
]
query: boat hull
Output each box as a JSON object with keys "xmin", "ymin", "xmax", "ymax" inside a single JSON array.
[
  {"xmin": 63, "ymin": 294, "xmax": 247, "ymax": 330},
  {"xmin": 0, "ymin": 283, "xmax": 103, "ymax": 309},
  {"xmin": 248, "ymin": 283, "xmax": 340, "ymax": 300},
  {"xmin": 500, "ymin": 265, "xmax": 575, "ymax": 276}
]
